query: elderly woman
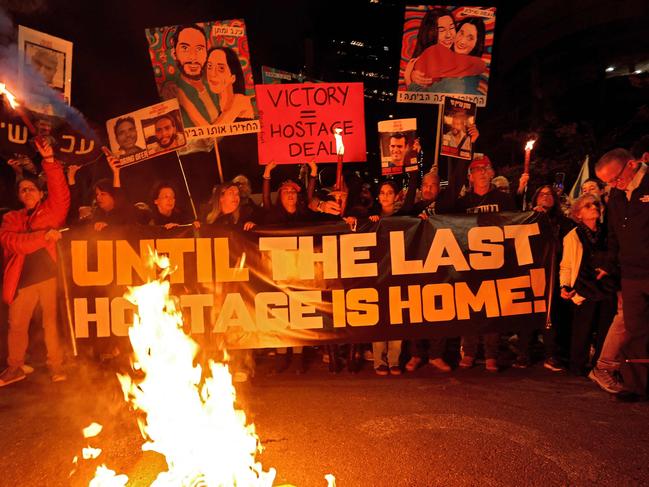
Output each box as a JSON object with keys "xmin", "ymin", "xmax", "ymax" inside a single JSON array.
[{"xmin": 559, "ymin": 193, "xmax": 618, "ymax": 376}]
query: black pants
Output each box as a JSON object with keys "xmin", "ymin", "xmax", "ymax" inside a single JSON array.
[
  {"xmin": 569, "ymin": 295, "xmax": 616, "ymax": 374},
  {"xmin": 620, "ymin": 278, "xmax": 649, "ymax": 395}
]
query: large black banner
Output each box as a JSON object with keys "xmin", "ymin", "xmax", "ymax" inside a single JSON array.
[{"xmin": 61, "ymin": 212, "xmax": 555, "ymax": 349}]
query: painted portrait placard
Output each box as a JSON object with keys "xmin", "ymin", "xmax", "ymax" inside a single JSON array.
[
  {"xmin": 145, "ymin": 19, "xmax": 259, "ymax": 153},
  {"xmin": 397, "ymin": 6, "xmax": 496, "ymax": 107}
]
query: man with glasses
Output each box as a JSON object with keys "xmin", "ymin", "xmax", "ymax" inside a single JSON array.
[
  {"xmin": 453, "ymin": 155, "xmax": 516, "ymax": 214},
  {"xmin": 595, "ymin": 148, "xmax": 649, "ymax": 400}
]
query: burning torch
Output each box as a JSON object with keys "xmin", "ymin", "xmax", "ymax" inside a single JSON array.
[
  {"xmin": 524, "ymin": 138, "xmax": 536, "ymax": 175},
  {"xmin": 0, "ymin": 82, "xmax": 38, "ymax": 135},
  {"xmin": 333, "ymin": 127, "xmax": 345, "ymax": 207},
  {"xmin": 521, "ymin": 136, "xmax": 537, "ymax": 210}
]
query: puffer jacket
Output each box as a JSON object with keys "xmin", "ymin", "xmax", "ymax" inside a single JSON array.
[{"xmin": 0, "ymin": 159, "xmax": 70, "ymax": 304}]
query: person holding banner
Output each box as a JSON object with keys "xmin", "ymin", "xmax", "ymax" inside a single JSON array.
[
  {"xmin": 148, "ymin": 181, "xmax": 196, "ymax": 229},
  {"xmin": 0, "ymin": 137, "xmax": 69, "ymax": 387},
  {"xmin": 438, "ymin": 155, "xmax": 516, "ymax": 371},
  {"xmin": 368, "ymin": 179, "xmax": 422, "ymax": 375},
  {"xmin": 90, "ymin": 150, "xmax": 140, "ymax": 232},
  {"xmin": 203, "ymin": 182, "xmax": 256, "ymax": 230},
  {"xmin": 404, "ymin": 171, "xmax": 452, "ymax": 372},
  {"xmin": 262, "ymin": 162, "xmax": 316, "ymax": 225}
]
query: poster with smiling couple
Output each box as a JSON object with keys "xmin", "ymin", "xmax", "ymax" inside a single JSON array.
[
  {"xmin": 397, "ymin": 5, "xmax": 496, "ymax": 107},
  {"xmin": 145, "ymin": 19, "xmax": 260, "ymax": 154}
]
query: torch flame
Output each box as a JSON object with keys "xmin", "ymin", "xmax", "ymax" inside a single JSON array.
[
  {"xmin": 0, "ymin": 83, "xmax": 19, "ymax": 110},
  {"xmin": 525, "ymin": 139, "xmax": 536, "ymax": 151},
  {"xmin": 333, "ymin": 127, "xmax": 344, "ymax": 156}
]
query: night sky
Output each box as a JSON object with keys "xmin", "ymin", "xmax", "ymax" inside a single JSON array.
[{"xmin": 1, "ymin": 0, "xmax": 647, "ymax": 207}]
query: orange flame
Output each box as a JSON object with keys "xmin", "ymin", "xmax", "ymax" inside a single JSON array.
[
  {"xmin": 84, "ymin": 253, "xmax": 276, "ymax": 486},
  {"xmin": 0, "ymin": 83, "xmax": 19, "ymax": 109},
  {"xmin": 334, "ymin": 127, "xmax": 344, "ymax": 156},
  {"xmin": 525, "ymin": 139, "xmax": 536, "ymax": 151}
]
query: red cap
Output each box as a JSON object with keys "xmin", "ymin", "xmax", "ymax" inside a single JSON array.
[{"xmin": 468, "ymin": 154, "xmax": 492, "ymax": 172}]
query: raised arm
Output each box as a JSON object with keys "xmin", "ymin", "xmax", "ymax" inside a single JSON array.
[
  {"xmin": 36, "ymin": 137, "xmax": 70, "ymax": 226},
  {"xmin": 262, "ymin": 161, "xmax": 277, "ymax": 209}
]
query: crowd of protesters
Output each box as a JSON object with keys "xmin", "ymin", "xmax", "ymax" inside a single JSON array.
[{"xmin": 1, "ymin": 132, "xmax": 648, "ymax": 403}]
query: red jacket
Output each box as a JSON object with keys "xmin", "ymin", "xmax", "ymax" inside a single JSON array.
[{"xmin": 0, "ymin": 160, "xmax": 70, "ymax": 304}]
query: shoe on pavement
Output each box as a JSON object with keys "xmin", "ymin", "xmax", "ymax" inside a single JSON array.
[
  {"xmin": 375, "ymin": 365, "xmax": 389, "ymax": 376},
  {"xmin": 459, "ymin": 356, "xmax": 475, "ymax": 368},
  {"xmin": 0, "ymin": 367, "xmax": 26, "ymax": 387},
  {"xmin": 588, "ymin": 367, "xmax": 623, "ymax": 394},
  {"xmin": 21, "ymin": 364, "xmax": 35, "ymax": 375},
  {"xmin": 389, "ymin": 366, "xmax": 402, "ymax": 376},
  {"xmin": 405, "ymin": 357, "xmax": 421, "ymax": 372},
  {"xmin": 543, "ymin": 357, "xmax": 565, "ymax": 372},
  {"xmin": 51, "ymin": 372, "xmax": 67, "ymax": 383},
  {"xmin": 512, "ymin": 356, "xmax": 530, "ymax": 369},
  {"xmin": 485, "ymin": 358, "xmax": 499, "ymax": 372},
  {"xmin": 428, "ymin": 357, "xmax": 451, "ymax": 372}
]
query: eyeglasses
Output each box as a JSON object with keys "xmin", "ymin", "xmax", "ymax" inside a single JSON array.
[
  {"xmin": 604, "ymin": 161, "xmax": 630, "ymax": 185},
  {"xmin": 538, "ymin": 190, "xmax": 553, "ymax": 197}
]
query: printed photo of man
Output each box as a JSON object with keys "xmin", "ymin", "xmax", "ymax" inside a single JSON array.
[
  {"xmin": 113, "ymin": 117, "xmax": 144, "ymax": 157},
  {"xmin": 25, "ymin": 44, "xmax": 64, "ymax": 90},
  {"xmin": 146, "ymin": 113, "xmax": 185, "ymax": 154},
  {"xmin": 443, "ymin": 110, "xmax": 471, "ymax": 151},
  {"xmin": 389, "ymin": 133, "xmax": 410, "ymax": 167}
]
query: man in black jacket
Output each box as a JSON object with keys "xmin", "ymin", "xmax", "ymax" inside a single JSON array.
[{"xmin": 596, "ymin": 148, "xmax": 649, "ymax": 400}]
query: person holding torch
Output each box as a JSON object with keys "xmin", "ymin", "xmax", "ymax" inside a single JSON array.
[{"xmin": 0, "ymin": 137, "xmax": 70, "ymax": 387}]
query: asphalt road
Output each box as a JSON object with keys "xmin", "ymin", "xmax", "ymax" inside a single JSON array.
[{"xmin": 0, "ymin": 355, "xmax": 647, "ymax": 487}]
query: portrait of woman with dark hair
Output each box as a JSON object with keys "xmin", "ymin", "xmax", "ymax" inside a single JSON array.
[
  {"xmin": 205, "ymin": 46, "xmax": 255, "ymax": 125},
  {"xmin": 405, "ymin": 14, "xmax": 487, "ymax": 95}
]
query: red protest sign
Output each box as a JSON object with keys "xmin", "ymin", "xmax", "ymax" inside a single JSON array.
[{"xmin": 256, "ymin": 82, "xmax": 366, "ymax": 164}]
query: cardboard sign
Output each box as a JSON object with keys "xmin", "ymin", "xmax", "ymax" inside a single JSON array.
[
  {"xmin": 378, "ymin": 118, "xmax": 419, "ymax": 176},
  {"xmin": 106, "ymin": 99, "xmax": 186, "ymax": 166},
  {"xmin": 440, "ymin": 96, "xmax": 476, "ymax": 160},
  {"xmin": 18, "ymin": 25, "xmax": 73, "ymax": 112},
  {"xmin": 397, "ymin": 5, "xmax": 496, "ymax": 107},
  {"xmin": 145, "ymin": 19, "xmax": 259, "ymax": 155},
  {"xmin": 256, "ymin": 82, "xmax": 366, "ymax": 164}
]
